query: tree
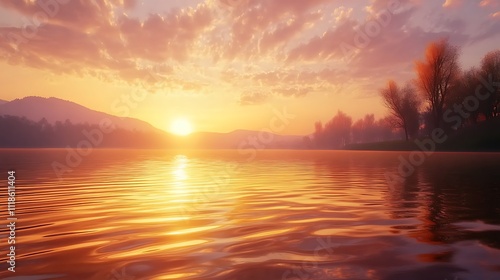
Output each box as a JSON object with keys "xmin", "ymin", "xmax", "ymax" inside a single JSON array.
[
  {"xmin": 352, "ymin": 114, "xmax": 377, "ymax": 143},
  {"xmin": 447, "ymin": 68, "xmax": 481, "ymax": 125},
  {"xmin": 352, "ymin": 118, "xmax": 364, "ymax": 144},
  {"xmin": 479, "ymin": 49, "xmax": 500, "ymax": 119},
  {"xmin": 378, "ymin": 116, "xmax": 398, "ymax": 141},
  {"xmin": 323, "ymin": 110, "xmax": 352, "ymax": 148},
  {"xmin": 380, "ymin": 80, "xmax": 421, "ymax": 140},
  {"xmin": 415, "ymin": 39, "xmax": 460, "ymax": 129},
  {"xmin": 302, "ymin": 136, "xmax": 313, "ymax": 149},
  {"xmin": 312, "ymin": 111, "xmax": 352, "ymax": 149},
  {"xmin": 313, "ymin": 121, "xmax": 326, "ymax": 148}
]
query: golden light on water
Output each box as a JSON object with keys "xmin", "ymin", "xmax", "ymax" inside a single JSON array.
[
  {"xmin": 2, "ymin": 150, "xmax": 500, "ymax": 279},
  {"xmin": 170, "ymin": 155, "xmax": 191, "ymax": 206}
]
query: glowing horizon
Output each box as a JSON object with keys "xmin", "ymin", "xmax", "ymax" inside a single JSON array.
[
  {"xmin": 170, "ymin": 118, "xmax": 194, "ymax": 136},
  {"xmin": 0, "ymin": 0, "xmax": 498, "ymax": 134}
]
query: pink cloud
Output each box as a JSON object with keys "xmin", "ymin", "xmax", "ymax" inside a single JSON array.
[
  {"xmin": 0, "ymin": 0, "xmax": 497, "ymax": 104},
  {"xmin": 0, "ymin": 0, "xmax": 214, "ymax": 88},
  {"xmin": 366, "ymin": 0, "xmax": 419, "ymax": 13}
]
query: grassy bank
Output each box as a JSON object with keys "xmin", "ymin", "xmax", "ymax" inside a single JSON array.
[{"xmin": 346, "ymin": 118, "xmax": 500, "ymax": 152}]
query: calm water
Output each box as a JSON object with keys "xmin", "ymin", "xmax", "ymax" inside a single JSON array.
[{"xmin": 0, "ymin": 149, "xmax": 500, "ymax": 280}]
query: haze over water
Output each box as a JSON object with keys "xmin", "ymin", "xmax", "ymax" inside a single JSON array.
[{"xmin": 1, "ymin": 149, "xmax": 500, "ymax": 280}]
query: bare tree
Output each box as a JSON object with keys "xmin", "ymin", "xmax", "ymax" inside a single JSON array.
[
  {"xmin": 380, "ymin": 80, "xmax": 421, "ymax": 141},
  {"xmin": 479, "ymin": 49, "xmax": 500, "ymax": 118},
  {"xmin": 447, "ymin": 67, "xmax": 481, "ymax": 125},
  {"xmin": 378, "ymin": 116, "xmax": 399, "ymax": 141},
  {"xmin": 415, "ymin": 39, "xmax": 461, "ymax": 129}
]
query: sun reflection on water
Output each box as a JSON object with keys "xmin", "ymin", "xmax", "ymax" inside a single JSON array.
[{"xmin": 1, "ymin": 150, "xmax": 500, "ymax": 279}]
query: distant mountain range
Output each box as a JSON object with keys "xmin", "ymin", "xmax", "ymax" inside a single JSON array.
[
  {"xmin": 0, "ymin": 96, "xmax": 160, "ymax": 133},
  {"xmin": 0, "ymin": 96, "xmax": 304, "ymax": 149}
]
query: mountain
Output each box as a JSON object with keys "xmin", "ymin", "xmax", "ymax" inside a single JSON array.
[
  {"xmin": 0, "ymin": 99, "xmax": 7, "ymax": 105},
  {"xmin": 0, "ymin": 96, "xmax": 160, "ymax": 133},
  {"xmin": 0, "ymin": 96, "xmax": 306, "ymax": 149}
]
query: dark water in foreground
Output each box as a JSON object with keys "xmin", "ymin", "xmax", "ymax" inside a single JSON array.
[{"xmin": 0, "ymin": 149, "xmax": 499, "ymax": 280}]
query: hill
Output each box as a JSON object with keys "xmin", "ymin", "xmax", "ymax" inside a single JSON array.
[
  {"xmin": 0, "ymin": 96, "xmax": 160, "ymax": 133},
  {"xmin": 0, "ymin": 96, "xmax": 304, "ymax": 149}
]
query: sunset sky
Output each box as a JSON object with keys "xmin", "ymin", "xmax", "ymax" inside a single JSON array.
[{"xmin": 0, "ymin": 0, "xmax": 499, "ymax": 134}]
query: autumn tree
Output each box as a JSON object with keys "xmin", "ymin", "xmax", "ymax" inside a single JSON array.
[
  {"xmin": 380, "ymin": 80, "xmax": 421, "ymax": 141},
  {"xmin": 415, "ymin": 39, "xmax": 461, "ymax": 129}
]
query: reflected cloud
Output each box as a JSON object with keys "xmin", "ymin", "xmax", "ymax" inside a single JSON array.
[{"xmin": 1, "ymin": 150, "xmax": 499, "ymax": 279}]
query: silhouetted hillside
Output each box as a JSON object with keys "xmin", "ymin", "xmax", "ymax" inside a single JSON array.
[
  {"xmin": 0, "ymin": 115, "xmax": 170, "ymax": 148},
  {"xmin": 0, "ymin": 96, "xmax": 160, "ymax": 132},
  {"xmin": 440, "ymin": 118, "xmax": 500, "ymax": 151},
  {"xmin": 0, "ymin": 96, "xmax": 306, "ymax": 149},
  {"xmin": 346, "ymin": 118, "xmax": 500, "ymax": 152}
]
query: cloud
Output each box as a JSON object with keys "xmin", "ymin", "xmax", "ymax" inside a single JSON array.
[
  {"xmin": 0, "ymin": 0, "xmax": 497, "ymax": 104},
  {"xmin": 333, "ymin": 6, "xmax": 353, "ymax": 23},
  {"xmin": 442, "ymin": 0, "xmax": 462, "ymax": 8},
  {"xmin": 478, "ymin": 0, "xmax": 500, "ymax": 19},
  {"xmin": 479, "ymin": 0, "xmax": 499, "ymax": 8},
  {"xmin": 365, "ymin": 0, "xmax": 419, "ymax": 13},
  {"xmin": 258, "ymin": 11, "xmax": 322, "ymax": 55},
  {"xmin": 285, "ymin": 7, "xmax": 421, "ymax": 64},
  {"xmin": 239, "ymin": 91, "xmax": 269, "ymax": 105},
  {"xmin": 471, "ymin": 20, "xmax": 500, "ymax": 42},
  {"xmin": 0, "ymin": 0, "xmax": 215, "ymax": 89}
]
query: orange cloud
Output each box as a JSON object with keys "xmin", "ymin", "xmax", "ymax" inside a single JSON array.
[
  {"xmin": 442, "ymin": 0, "xmax": 462, "ymax": 8},
  {"xmin": 478, "ymin": 0, "xmax": 500, "ymax": 20},
  {"xmin": 0, "ymin": 0, "xmax": 496, "ymax": 105},
  {"xmin": 479, "ymin": 0, "xmax": 499, "ymax": 7}
]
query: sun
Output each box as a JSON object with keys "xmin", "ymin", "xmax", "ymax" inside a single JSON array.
[{"xmin": 170, "ymin": 118, "xmax": 193, "ymax": 136}]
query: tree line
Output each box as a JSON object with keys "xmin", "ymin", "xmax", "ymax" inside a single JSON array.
[
  {"xmin": 307, "ymin": 39, "xmax": 499, "ymax": 149},
  {"xmin": 304, "ymin": 112, "xmax": 400, "ymax": 149},
  {"xmin": 0, "ymin": 115, "xmax": 169, "ymax": 148}
]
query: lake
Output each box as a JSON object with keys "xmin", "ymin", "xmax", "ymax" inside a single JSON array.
[{"xmin": 0, "ymin": 149, "xmax": 499, "ymax": 280}]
